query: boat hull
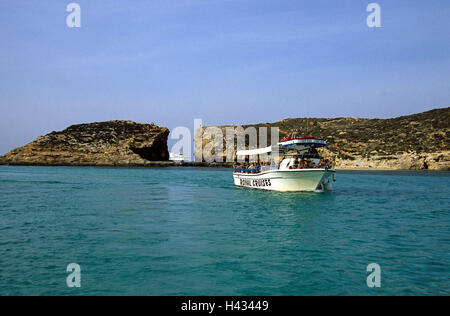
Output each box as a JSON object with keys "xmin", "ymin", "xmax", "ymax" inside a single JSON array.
[{"xmin": 233, "ymin": 169, "xmax": 336, "ymax": 192}]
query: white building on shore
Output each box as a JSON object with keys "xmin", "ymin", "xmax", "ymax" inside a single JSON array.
[{"xmin": 169, "ymin": 152, "xmax": 190, "ymax": 162}]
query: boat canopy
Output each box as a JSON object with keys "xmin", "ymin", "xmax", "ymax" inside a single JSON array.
[
  {"xmin": 236, "ymin": 145, "xmax": 276, "ymax": 156},
  {"xmin": 280, "ymin": 138, "xmax": 326, "ymax": 148},
  {"xmin": 236, "ymin": 138, "xmax": 327, "ymax": 156}
]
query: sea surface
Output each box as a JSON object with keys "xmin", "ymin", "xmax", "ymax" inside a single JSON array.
[{"xmin": 0, "ymin": 166, "xmax": 449, "ymax": 296}]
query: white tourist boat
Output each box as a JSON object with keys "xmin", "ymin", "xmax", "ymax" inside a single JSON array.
[{"xmin": 233, "ymin": 137, "xmax": 336, "ymax": 192}]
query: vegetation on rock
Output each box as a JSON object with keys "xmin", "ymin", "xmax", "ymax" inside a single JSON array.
[
  {"xmin": 0, "ymin": 121, "xmax": 169, "ymax": 166},
  {"xmin": 195, "ymin": 107, "xmax": 450, "ymax": 170}
]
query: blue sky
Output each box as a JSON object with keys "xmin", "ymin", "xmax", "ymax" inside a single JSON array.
[{"xmin": 0, "ymin": 0, "xmax": 449, "ymax": 154}]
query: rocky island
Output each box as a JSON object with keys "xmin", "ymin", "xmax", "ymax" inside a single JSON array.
[
  {"xmin": 0, "ymin": 121, "xmax": 170, "ymax": 166},
  {"xmin": 196, "ymin": 107, "xmax": 450, "ymax": 171},
  {"xmin": 0, "ymin": 108, "xmax": 449, "ymax": 170}
]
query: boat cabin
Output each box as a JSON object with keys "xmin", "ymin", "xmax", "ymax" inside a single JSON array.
[{"xmin": 236, "ymin": 136, "xmax": 330, "ymax": 172}]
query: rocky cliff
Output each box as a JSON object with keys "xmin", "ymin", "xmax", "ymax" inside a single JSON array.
[
  {"xmin": 195, "ymin": 107, "xmax": 450, "ymax": 171},
  {"xmin": 0, "ymin": 121, "xmax": 170, "ymax": 166}
]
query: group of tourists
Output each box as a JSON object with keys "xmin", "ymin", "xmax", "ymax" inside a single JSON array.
[
  {"xmin": 234, "ymin": 162, "xmax": 271, "ymax": 174},
  {"xmin": 289, "ymin": 157, "xmax": 331, "ymax": 169},
  {"xmin": 234, "ymin": 157, "xmax": 332, "ymax": 173}
]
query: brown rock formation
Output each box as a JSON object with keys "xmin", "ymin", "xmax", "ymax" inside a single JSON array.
[
  {"xmin": 195, "ymin": 107, "xmax": 450, "ymax": 171},
  {"xmin": 0, "ymin": 121, "xmax": 170, "ymax": 166}
]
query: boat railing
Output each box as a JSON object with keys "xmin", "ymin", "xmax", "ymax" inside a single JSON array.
[
  {"xmin": 235, "ymin": 167, "xmax": 261, "ymax": 173},
  {"xmin": 234, "ymin": 164, "xmax": 333, "ymax": 174}
]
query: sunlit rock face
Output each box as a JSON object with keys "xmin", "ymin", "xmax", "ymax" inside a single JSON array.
[
  {"xmin": 0, "ymin": 121, "xmax": 170, "ymax": 166},
  {"xmin": 195, "ymin": 108, "xmax": 450, "ymax": 171}
]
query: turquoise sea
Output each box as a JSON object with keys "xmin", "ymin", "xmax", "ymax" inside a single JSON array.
[{"xmin": 0, "ymin": 166, "xmax": 449, "ymax": 296}]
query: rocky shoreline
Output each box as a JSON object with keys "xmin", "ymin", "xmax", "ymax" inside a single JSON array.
[
  {"xmin": 0, "ymin": 108, "xmax": 449, "ymax": 170},
  {"xmin": 0, "ymin": 121, "xmax": 170, "ymax": 167},
  {"xmin": 2, "ymin": 158, "xmax": 448, "ymax": 171},
  {"xmin": 0, "ymin": 119, "xmax": 233, "ymax": 168},
  {"xmin": 196, "ymin": 107, "xmax": 450, "ymax": 171},
  {"xmin": 0, "ymin": 159, "xmax": 233, "ymax": 168}
]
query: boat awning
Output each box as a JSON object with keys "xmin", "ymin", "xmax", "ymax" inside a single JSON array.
[
  {"xmin": 280, "ymin": 138, "xmax": 327, "ymax": 148},
  {"xmin": 236, "ymin": 138, "xmax": 327, "ymax": 156},
  {"xmin": 236, "ymin": 145, "xmax": 275, "ymax": 156}
]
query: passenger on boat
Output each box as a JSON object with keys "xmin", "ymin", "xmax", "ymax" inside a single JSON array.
[
  {"xmin": 299, "ymin": 159, "xmax": 307, "ymax": 169},
  {"xmin": 294, "ymin": 156, "xmax": 300, "ymax": 169},
  {"xmin": 318, "ymin": 159, "xmax": 324, "ymax": 168},
  {"xmin": 288, "ymin": 156, "xmax": 298, "ymax": 169},
  {"xmin": 260, "ymin": 162, "xmax": 265, "ymax": 172},
  {"xmin": 319, "ymin": 159, "xmax": 329, "ymax": 169},
  {"xmin": 289, "ymin": 160, "xmax": 295, "ymax": 169}
]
